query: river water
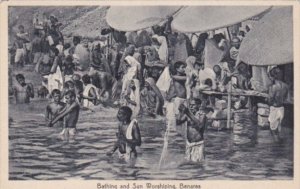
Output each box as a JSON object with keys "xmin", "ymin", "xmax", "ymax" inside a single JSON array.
[{"xmin": 9, "ymin": 100, "xmax": 293, "ymax": 180}]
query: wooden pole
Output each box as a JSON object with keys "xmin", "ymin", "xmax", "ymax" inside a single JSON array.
[
  {"xmin": 227, "ymin": 81, "xmax": 232, "ymax": 129},
  {"xmin": 227, "ymin": 27, "xmax": 231, "ymax": 42}
]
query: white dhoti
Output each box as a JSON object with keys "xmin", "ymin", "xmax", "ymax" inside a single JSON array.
[
  {"xmin": 185, "ymin": 140, "xmax": 204, "ymax": 162},
  {"xmin": 15, "ymin": 48, "xmax": 25, "ymax": 63},
  {"xmin": 268, "ymin": 106, "xmax": 284, "ymax": 131}
]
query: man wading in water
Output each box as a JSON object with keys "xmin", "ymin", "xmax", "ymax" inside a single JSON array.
[
  {"xmin": 107, "ymin": 106, "xmax": 141, "ymax": 165},
  {"xmin": 267, "ymin": 67, "xmax": 289, "ymax": 143},
  {"xmin": 177, "ymin": 99, "xmax": 207, "ymax": 162}
]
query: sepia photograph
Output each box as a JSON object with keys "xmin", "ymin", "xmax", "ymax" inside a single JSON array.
[{"xmin": 1, "ymin": 1, "xmax": 299, "ymax": 188}]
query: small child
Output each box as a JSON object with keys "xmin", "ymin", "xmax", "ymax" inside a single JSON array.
[
  {"xmin": 82, "ymin": 74, "xmax": 99, "ymax": 108},
  {"xmin": 48, "ymin": 90, "xmax": 80, "ymax": 137},
  {"xmin": 13, "ymin": 74, "xmax": 34, "ymax": 104},
  {"xmin": 106, "ymin": 106, "xmax": 141, "ymax": 164},
  {"xmin": 45, "ymin": 89, "xmax": 65, "ymax": 127},
  {"xmin": 177, "ymin": 99, "xmax": 207, "ymax": 163}
]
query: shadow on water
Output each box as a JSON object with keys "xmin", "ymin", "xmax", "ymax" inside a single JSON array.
[{"xmin": 9, "ymin": 101, "xmax": 293, "ymax": 180}]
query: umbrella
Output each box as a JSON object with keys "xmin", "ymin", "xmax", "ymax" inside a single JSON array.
[
  {"xmin": 106, "ymin": 6, "xmax": 181, "ymax": 32},
  {"xmin": 171, "ymin": 6, "xmax": 271, "ymax": 33},
  {"xmin": 239, "ymin": 7, "xmax": 293, "ymax": 66}
]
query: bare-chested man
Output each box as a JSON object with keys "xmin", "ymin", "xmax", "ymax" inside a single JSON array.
[
  {"xmin": 48, "ymin": 90, "xmax": 80, "ymax": 137},
  {"xmin": 165, "ymin": 61, "xmax": 187, "ymax": 130},
  {"xmin": 45, "ymin": 89, "xmax": 65, "ymax": 127},
  {"xmin": 177, "ymin": 99, "xmax": 207, "ymax": 162},
  {"xmin": 268, "ymin": 67, "xmax": 289, "ymax": 142}
]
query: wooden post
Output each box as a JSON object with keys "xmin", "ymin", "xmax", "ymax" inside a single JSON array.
[
  {"xmin": 227, "ymin": 27, "xmax": 232, "ymax": 42},
  {"xmin": 227, "ymin": 81, "xmax": 232, "ymax": 129},
  {"xmin": 106, "ymin": 36, "xmax": 109, "ymax": 60}
]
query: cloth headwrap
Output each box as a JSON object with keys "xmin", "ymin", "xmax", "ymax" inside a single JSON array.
[
  {"xmin": 267, "ymin": 65, "xmax": 277, "ymax": 74},
  {"xmin": 152, "ymin": 35, "xmax": 168, "ymax": 63}
]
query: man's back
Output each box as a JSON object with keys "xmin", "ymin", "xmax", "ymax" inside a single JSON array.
[{"xmin": 269, "ymin": 80, "xmax": 289, "ymax": 107}]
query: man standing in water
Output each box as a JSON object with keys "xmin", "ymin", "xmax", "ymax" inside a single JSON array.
[
  {"xmin": 106, "ymin": 106, "xmax": 141, "ymax": 165},
  {"xmin": 13, "ymin": 74, "xmax": 34, "ymax": 104},
  {"xmin": 165, "ymin": 61, "xmax": 187, "ymax": 131},
  {"xmin": 48, "ymin": 90, "xmax": 80, "ymax": 137},
  {"xmin": 177, "ymin": 99, "xmax": 207, "ymax": 162},
  {"xmin": 268, "ymin": 67, "xmax": 289, "ymax": 142},
  {"xmin": 45, "ymin": 89, "xmax": 65, "ymax": 127}
]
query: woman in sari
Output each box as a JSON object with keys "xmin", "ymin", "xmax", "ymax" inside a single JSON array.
[
  {"xmin": 141, "ymin": 77, "xmax": 164, "ymax": 116},
  {"xmin": 124, "ymin": 79, "xmax": 141, "ymax": 118},
  {"xmin": 121, "ymin": 56, "xmax": 141, "ymax": 98},
  {"xmin": 185, "ymin": 56, "xmax": 199, "ymax": 100},
  {"xmin": 151, "ymin": 34, "xmax": 168, "ymax": 65}
]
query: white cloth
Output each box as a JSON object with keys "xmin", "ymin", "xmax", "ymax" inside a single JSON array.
[
  {"xmin": 82, "ymin": 84, "xmax": 99, "ymax": 108},
  {"xmin": 48, "ymin": 66, "xmax": 63, "ymax": 92},
  {"xmin": 267, "ymin": 65, "xmax": 277, "ymax": 74},
  {"xmin": 126, "ymin": 119, "xmax": 138, "ymax": 140},
  {"xmin": 156, "ymin": 66, "xmax": 172, "ymax": 93},
  {"xmin": 47, "ymin": 36, "xmax": 54, "ymax": 46},
  {"xmin": 185, "ymin": 140, "xmax": 204, "ymax": 162},
  {"xmin": 198, "ymin": 68, "xmax": 217, "ymax": 90},
  {"xmin": 15, "ymin": 48, "xmax": 25, "ymax": 63},
  {"xmin": 56, "ymin": 44, "xmax": 64, "ymax": 54},
  {"xmin": 152, "ymin": 35, "xmax": 168, "ymax": 64},
  {"xmin": 268, "ymin": 106, "xmax": 284, "ymax": 131},
  {"xmin": 122, "ymin": 56, "xmax": 141, "ymax": 94},
  {"xmin": 185, "ymin": 56, "xmax": 198, "ymax": 99},
  {"xmin": 118, "ymin": 119, "xmax": 138, "ymax": 163}
]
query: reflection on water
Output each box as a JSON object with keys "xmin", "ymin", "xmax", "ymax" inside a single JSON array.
[{"xmin": 9, "ymin": 100, "xmax": 293, "ymax": 180}]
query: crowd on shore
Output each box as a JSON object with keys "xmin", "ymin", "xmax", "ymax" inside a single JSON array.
[{"xmin": 9, "ymin": 13, "xmax": 290, "ymax": 164}]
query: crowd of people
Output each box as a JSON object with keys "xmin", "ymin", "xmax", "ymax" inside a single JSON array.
[{"xmin": 10, "ymin": 13, "xmax": 290, "ymax": 164}]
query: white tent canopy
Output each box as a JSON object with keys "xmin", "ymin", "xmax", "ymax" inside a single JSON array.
[
  {"xmin": 239, "ymin": 7, "xmax": 293, "ymax": 66},
  {"xmin": 171, "ymin": 6, "xmax": 271, "ymax": 33},
  {"xmin": 106, "ymin": 6, "xmax": 181, "ymax": 32}
]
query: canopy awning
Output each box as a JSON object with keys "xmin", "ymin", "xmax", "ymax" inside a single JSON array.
[
  {"xmin": 106, "ymin": 6, "xmax": 181, "ymax": 32},
  {"xmin": 171, "ymin": 6, "xmax": 271, "ymax": 33},
  {"xmin": 239, "ymin": 7, "xmax": 293, "ymax": 66}
]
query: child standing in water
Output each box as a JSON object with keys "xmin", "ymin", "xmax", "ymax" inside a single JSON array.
[
  {"xmin": 48, "ymin": 90, "xmax": 80, "ymax": 137},
  {"xmin": 177, "ymin": 99, "xmax": 207, "ymax": 162},
  {"xmin": 106, "ymin": 106, "xmax": 141, "ymax": 165},
  {"xmin": 13, "ymin": 74, "xmax": 34, "ymax": 104},
  {"xmin": 45, "ymin": 89, "xmax": 65, "ymax": 127}
]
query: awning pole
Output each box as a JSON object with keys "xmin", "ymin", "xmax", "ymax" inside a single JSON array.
[
  {"xmin": 227, "ymin": 27, "xmax": 231, "ymax": 42},
  {"xmin": 227, "ymin": 81, "xmax": 232, "ymax": 129}
]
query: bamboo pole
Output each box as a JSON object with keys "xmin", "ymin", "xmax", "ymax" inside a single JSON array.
[{"xmin": 227, "ymin": 81, "xmax": 232, "ymax": 129}]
